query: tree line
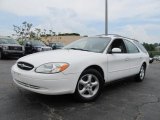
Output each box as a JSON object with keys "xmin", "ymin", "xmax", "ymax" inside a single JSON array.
[
  {"xmin": 143, "ymin": 42, "xmax": 160, "ymax": 51},
  {"xmin": 13, "ymin": 21, "xmax": 80, "ymax": 41}
]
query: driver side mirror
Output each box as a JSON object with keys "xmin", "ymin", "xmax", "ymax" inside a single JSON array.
[
  {"xmin": 52, "ymin": 45, "xmax": 56, "ymax": 49},
  {"xmin": 111, "ymin": 48, "xmax": 122, "ymax": 53},
  {"xmin": 26, "ymin": 42, "xmax": 32, "ymax": 47}
]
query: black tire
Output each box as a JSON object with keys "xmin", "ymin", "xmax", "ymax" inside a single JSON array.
[
  {"xmin": 74, "ymin": 69, "xmax": 104, "ymax": 102},
  {"xmin": 135, "ymin": 64, "xmax": 146, "ymax": 82},
  {"xmin": 0, "ymin": 51, "xmax": 5, "ymax": 60}
]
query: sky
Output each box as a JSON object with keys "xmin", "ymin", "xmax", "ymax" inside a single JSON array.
[{"xmin": 0, "ymin": 0, "xmax": 160, "ymax": 43}]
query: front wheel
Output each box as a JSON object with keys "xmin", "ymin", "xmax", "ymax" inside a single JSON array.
[
  {"xmin": 135, "ymin": 64, "xmax": 146, "ymax": 82},
  {"xmin": 74, "ymin": 69, "xmax": 104, "ymax": 102}
]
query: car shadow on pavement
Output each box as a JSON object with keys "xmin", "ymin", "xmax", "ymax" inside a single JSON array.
[
  {"xmin": 19, "ymin": 77, "xmax": 137, "ymax": 107},
  {"xmin": 11, "ymin": 76, "xmax": 143, "ymax": 120}
]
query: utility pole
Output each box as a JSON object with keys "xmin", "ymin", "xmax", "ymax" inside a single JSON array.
[{"xmin": 105, "ymin": 0, "xmax": 108, "ymax": 35}]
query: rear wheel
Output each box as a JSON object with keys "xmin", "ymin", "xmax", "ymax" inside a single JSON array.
[
  {"xmin": 135, "ymin": 64, "xmax": 146, "ymax": 82},
  {"xmin": 74, "ymin": 69, "xmax": 104, "ymax": 102}
]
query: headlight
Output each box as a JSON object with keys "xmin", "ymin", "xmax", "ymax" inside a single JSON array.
[
  {"xmin": 35, "ymin": 63, "xmax": 69, "ymax": 74},
  {"xmin": 2, "ymin": 46, "xmax": 8, "ymax": 50}
]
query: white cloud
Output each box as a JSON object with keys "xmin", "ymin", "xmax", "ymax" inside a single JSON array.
[
  {"xmin": 1, "ymin": 0, "xmax": 159, "ymax": 21},
  {"xmin": 108, "ymin": 0, "xmax": 160, "ymax": 20},
  {"xmin": 0, "ymin": 0, "xmax": 105, "ymax": 21},
  {"xmin": 32, "ymin": 7, "xmax": 101, "ymax": 36},
  {"xmin": 113, "ymin": 24, "xmax": 160, "ymax": 43},
  {"xmin": 0, "ymin": 0, "xmax": 160, "ymax": 43},
  {"xmin": 0, "ymin": 0, "xmax": 105, "ymax": 35}
]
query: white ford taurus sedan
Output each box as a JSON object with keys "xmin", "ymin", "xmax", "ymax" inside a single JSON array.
[{"xmin": 11, "ymin": 35, "xmax": 149, "ymax": 102}]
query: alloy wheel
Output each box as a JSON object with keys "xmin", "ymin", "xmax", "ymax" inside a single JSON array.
[
  {"xmin": 78, "ymin": 74, "xmax": 100, "ymax": 99},
  {"xmin": 140, "ymin": 66, "xmax": 145, "ymax": 80}
]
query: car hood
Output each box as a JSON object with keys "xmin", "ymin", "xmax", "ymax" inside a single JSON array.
[
  {"xmin": 18, "ymin": 50, "xmax": 97, "ymax": 67},
  {"xmin": 2, "ymin": 44, "xmax": 22, "ymax": 47}
]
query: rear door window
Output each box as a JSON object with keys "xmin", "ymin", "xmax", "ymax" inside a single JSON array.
[
  {"xmin": 108, "ymin": 39, "xmax": 127, "ymax": 53},
  {"xmin": 124, "ymin": 40, "xmax": 139, "ymax": 53}
]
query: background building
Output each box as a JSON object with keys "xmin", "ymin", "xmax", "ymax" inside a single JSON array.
[{"xmin": 41, "ymin": 36, "xmax": 84, "ymax": 45}]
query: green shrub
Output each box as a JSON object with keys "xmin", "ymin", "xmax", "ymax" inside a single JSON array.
[{"xmin": 148, "ymin": 51, "xmax": 160, "ymax": 57}]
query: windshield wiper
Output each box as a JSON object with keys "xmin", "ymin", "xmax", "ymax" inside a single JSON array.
[{"xmin": 66, "ymin": 48, "xmax": 90, "ymax": 51}]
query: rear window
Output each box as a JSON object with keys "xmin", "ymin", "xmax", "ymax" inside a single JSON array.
[{"xmin": 133, "ymin": 41, "xmax": 148, "ymax": 53}]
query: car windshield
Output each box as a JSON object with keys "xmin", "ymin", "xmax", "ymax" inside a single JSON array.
[
  {"xmin": 31, "ymin": 40, "xmax": 46, "ymax": 46},
  {"xmin": 64, "ymin": 37, "xmax": 111, "ymax": 53},
  {"xmin": 0, "ymin": 38, "xmax": 18, "ymax": 44}
]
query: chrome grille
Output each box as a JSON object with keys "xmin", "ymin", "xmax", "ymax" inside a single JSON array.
[
  {"xmin": 8, "ymin": 46, "xmax": 22, "ymax": 51},
  {"xmin": 17, "ymin": 62, "xmax": 34, "ymax": 71}
]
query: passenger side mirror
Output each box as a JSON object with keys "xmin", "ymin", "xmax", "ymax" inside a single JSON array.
[{"xmin": 111, "ymin": 48, "xmax": 122, "ymax": 53}]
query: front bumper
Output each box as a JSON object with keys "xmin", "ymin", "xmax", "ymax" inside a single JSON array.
[
  {"xmin": 3, "ymin": 50, "xmax": 24, "ymax": 56},
  {"xmin": 11, "ymin": 64, "xmax": 79, "ymax": 95}
]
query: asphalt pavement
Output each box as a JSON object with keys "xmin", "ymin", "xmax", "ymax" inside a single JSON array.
[{"xmin": 0, "ymin": 59, "xmax": 160, "ymax": 120}]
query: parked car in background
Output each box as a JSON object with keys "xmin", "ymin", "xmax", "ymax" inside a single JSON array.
[
  {"xmin": 11, "ymin": 34, "xmax": 149, "ymax": 102},
  {"xmin": 0, "ymin": 37, "xmax": 24, "ymax": 59},
  {"xmin": 153, "ymin": 55, "xmax": 160, "ymax": 61},
  {"xmin": 49, "ymin": 42, "xmax": 64, "ymax": 50},
  {"xmin": 24, "ymin": 40, "xmax": 52, "ymax": 54},
  {"xmin": 149, "ymin": 58, "xmax": 154, "ymax": 63}
]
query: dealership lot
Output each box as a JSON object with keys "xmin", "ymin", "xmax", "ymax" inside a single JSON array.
[{"xmin": 0, "ymin": 59, "xmax": 160, "ymax": 120}]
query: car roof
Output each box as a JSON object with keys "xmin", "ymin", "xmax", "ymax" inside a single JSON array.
[{"xmin": 94, "ymin": 34, "xmax": 139, "ymax": 42}]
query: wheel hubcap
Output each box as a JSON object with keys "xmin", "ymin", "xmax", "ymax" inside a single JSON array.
[
  {"xmin": 78, "ymin": 74, "xmax": 99, "ymax": 98},
  {"xmin": 140, "ymin": 66, "xmax": 145, "ymax": 80}
]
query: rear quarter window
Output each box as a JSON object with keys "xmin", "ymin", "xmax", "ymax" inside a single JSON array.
[
  {"xmin": 124, "ymin": 40, "xmax": 139, "ymax": 53},
  {"xmin": 133, "ymin": 41, "xmax": 148, "ymax": 53}
]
